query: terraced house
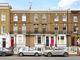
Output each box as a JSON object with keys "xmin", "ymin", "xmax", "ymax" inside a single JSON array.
[{"xmin": 0, "ymin": 3, "xmax": 80, "ymax": 51}]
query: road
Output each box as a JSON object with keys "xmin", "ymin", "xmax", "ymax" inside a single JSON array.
[{"xmin": 0, "ymin": 56, "xmax": 80, "ymax": 60}]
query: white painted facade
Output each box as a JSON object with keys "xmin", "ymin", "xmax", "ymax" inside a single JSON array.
[
  {"xmin": 16, "ymin": 34, "xmax": 26, "ymax": 48},
  {"xmin": 34, "ymin": 34, "xmax": 56, "ymax": 52},
  {"xmin": 0, "ymin": 34, "xmax": 10, "ymax": 48},
  {"xmin": 57, "ymin": 34, "xmax": 67, "ymax": 47},
  {"xmin": 34, "ymin": 34, "xmax": 67, "ymax": 51}
]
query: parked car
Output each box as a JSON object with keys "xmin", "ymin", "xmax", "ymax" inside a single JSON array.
[
  {"xmin": 18, "ymin": 47, "xmax": 42, "ymax": 56},
  {"xmin": 43, "ymin": 47, "xmax": 69, "ymax": 57},
  {"xmin": 0, "ymin": 48, "xmax": 13, "ymax": 56}
]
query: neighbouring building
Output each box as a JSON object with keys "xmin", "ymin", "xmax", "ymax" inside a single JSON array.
[{"xmin": 0, "ymin": 3, "xmax": 80, "ymax": 51}]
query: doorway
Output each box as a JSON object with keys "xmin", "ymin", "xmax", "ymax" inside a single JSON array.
[
  {"xmin": 71, "ymin": 37, "xmax": 75, "ymax": 46},
  {"xmin": 46, "ymin": 36, "xmax": 49, "ymax": 46}
]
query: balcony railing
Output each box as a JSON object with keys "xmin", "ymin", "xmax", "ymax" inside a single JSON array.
[{"xmin": 9, "ymin": 31, "xmax": 80, "ymax": 35}]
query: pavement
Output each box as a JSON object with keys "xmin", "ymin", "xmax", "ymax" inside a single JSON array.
[{"xmin": 0, "ymin": 55, "xmax": 80, "ymax": 60}]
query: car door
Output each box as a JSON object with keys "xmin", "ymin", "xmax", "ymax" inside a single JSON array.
[
  {"xmin": 27, "ymin": 49, "xmax": 34, "ymax": 55},
  {"xmin": 54, "ymin": 48, "xmax": 63, "ymax": 55},
  {"xmin": 22, "ymin": 48, "xmax": 28, "ymax": 55},
  {"xmin": 52, "ymin": 48, "xmax": 58, "ymax": 55}
]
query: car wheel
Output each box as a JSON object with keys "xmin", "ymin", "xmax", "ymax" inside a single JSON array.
[
  {"xmin": 19, "ymin": 53, "xmax": 23, "ymax": 56},
  {"xmin": 64, "ymin": 53, "xmax": 69, "ymax": 57},
  {"xmin": 2, "ymin": 53, "xmax": 6, "ymax": 56},
  {"xmin": 35, "ymin": 53, "xmax": 39, "ymax": 56},
  {"xmin": 47, "ymin": 52, "xmax": 52, "ymax": 57}
]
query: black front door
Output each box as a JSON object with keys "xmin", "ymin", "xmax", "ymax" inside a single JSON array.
[{"xmin": 46, "ymin": 37, "xmax": 49, "ymax": 46}]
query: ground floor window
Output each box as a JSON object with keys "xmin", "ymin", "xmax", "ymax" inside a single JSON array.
[
  {"xmin": 38, "ymin": 36, "xmax": 41, "ymax": 44},
  {"xmin": 57, "ymin": 35, "xmax": 65, "ymax": 44},
  {"xmin": 37, "ymin": 48, "xmax": 41, "ymax": 51}
]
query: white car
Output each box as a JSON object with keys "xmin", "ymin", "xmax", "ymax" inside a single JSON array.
[
  {"xmin": 18, "ymin": 47, "xmax": 42, "ymax": 56},
  {"xmin": 43, "ymin": 47, "xmax": 69, "ymax": 57}
]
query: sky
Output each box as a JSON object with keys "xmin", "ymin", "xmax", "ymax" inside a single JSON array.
[{"xmin": 0, "ymin": 0, "xmax": 80, "ymax": 10}]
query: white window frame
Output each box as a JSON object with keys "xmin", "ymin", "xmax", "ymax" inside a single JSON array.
[
  {"xmin": 36, "ymin": 36, "xmax": 42, "ymax": 44},
  {"xmin": 22, "ymin": 15, "xmax": 26, "ymax": 21},
  {"xmin": 42, "ymin": 15, "xmax": 46, "ymax": 24},
  {"xmin": 54, "ymin": 16, "xmax": 59, "ymax": 22},
  {"xmin": 73, "ymin": 26, "xmax": 78, "ymax": 33},
  {"xmin": 63, "ymin": 15, "xmax": 67, "ymax": 22},
  {"xmin": 63, "ymin": 24, "xmax": 67, "ymax": 31},
  {"xmin": 13, "ymin": 24, "xmax": 18, "ymax": 33},
  {"xmin": 57, "ymin": 35, "xmax": 66, "ymax": 45},
  {"xmin": 54, "ymin": 24, "xmax": 59, "ymax": 32},
  {"xmin": 1, "ymin": 25, "xmax": 6, "ymax": 34},
  {"xmin": 1, "ymin": 15, "xmax": 6, "ymax": 21},
  {"xmin": 73, "ymin": 16, "xmax": 78, "ymax": 22},
  {"xmin": 34, "ymin": 16, "xmax": 38, "ymax": 24},
  {"xmin": 13, "ymin": 15, "xmax": 18, "ymax": 21},
  {"xmin": 22, "ymin": 24, "xmax": 26, "ymax": 34}
]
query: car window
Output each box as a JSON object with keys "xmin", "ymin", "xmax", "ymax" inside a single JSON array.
[
  {"xmin": 3, "ymin": 48, "xmax": 8, "ymax": 51},
  {"xmin": 55, "ymin": 48, "xmax": 64, "ymax": 50},
  {"xmin": 28, "ymin": 49, "xmax": 34, "ymax": 51},
  {"xmin": 23, "ymin": 48, "xmax": 28, "ymax": 51}
]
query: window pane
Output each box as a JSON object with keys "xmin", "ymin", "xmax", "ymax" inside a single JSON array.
[
  {"xmin": 22, "ymin": 16, "xmax": 26, "ymax": 21},
  {"xmin": 13, "ymin": 15, "xmax": 18, "ymax": 21},
  {"xmin": 34, "ymin": 16, "xmax": 38, "ymax": 24},
  {"xmin": 63, "ymin": 27, "xmax": 66, "ymax": 30},
  {"xmin": 1, "ymin": 15, "xmax": 6, "ymax": 21},
  {"xmin": 1, "ymin": 23, "xmax": 6, "ymax": 34},
  {"xmin": 61, "ymin": 36, "xmax": 64, "ymax": 40},
  {"xmin": 22, "ymin": 24, "xmax": 26, "ymax": 34},
  {"xmin": 34, "ymin": 24, "xmax": 38, "ymax": 28},
  {"xmin": 13, "ymin": 25, "xmax": 18, "ymax": 33},
  {"xmin": 73, "ymin": 16, "xmax": 78, "ymax": 22},
  {"xmin": 55, "ymin": 27, "xmax": 58, "ymax": 30},
  {"xmin": 54, "ymin": 16, "xmax": 59, "ymax": 22},
  {"xmin": 38, "ymin": 36, "xmax": 41, "ymax": 44},
  {"xmin": 63, "ymin": 16, "xmax": 67, "ymax": 21},
  {"xmin": 43, "ymin": 28, "xmax": 46, "ymax": 33},
  {"xmin": 73, "ymin": 26, "xmax": 78, "ymax": 33},
  {"xmin": 34, "ymin": 28, "xmax": 38, "ymax": 33},
  {"xmin": 42, "ymin": 16, "xmax": 46, "ymax": 24}
]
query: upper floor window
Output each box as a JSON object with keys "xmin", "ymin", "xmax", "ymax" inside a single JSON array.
[
  {"xmin": 54, "ymin": 24, "xmax": 58, "ymax": 30},
  {"xmin": 22, "ymin": 15, "xmax": 26, "ymax": 21},
  {"xmin": 1, "ymin": 24, "xmax": 6, "ymax": 34},
  {"xmin": 22, "ymin": 24, "xmax": 26, "ymax": 34},
  {"xmin": 73, "ymin": 24, "xmax": 78, "ymax": 33},
  {"xmin": 13, "ymin": 24, "xmax": 18, "ymax": 33},
  {"xmin": 42, "ymin": 15, "xmax": 46, "ymax": 24},
  {"xmin": 34, "ymin": 24, "xmax": 38, "ymax": 33},
  {"xmin": 42, "ymin": 24, "xmax": 46, "ymax": 33},
  {"xmin": 73, "ymin": 16, "xmax": 78, "ymax": 22},
  {"xmin": 13, "ymin": 15, "xmax": 18, "ymax": 21},
  {"xmin": 1, "ymin": 15, "xmax": 6, "ymax": 21},
  {"xmin": 54, "ymin": 16, "xmax": 59, "ymax": 22},
  {"xmin": 34, "ymin": 15, "xmax": 38, "ymax": 24},
  {"xmin": 63, "ymin": 15, "xmax": 67, "ymax": 22},
  {"xmin": 63, "ymin": 24, "xmax": 67, "ymax": 31}
]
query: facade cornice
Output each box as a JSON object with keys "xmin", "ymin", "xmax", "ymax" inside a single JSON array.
[{"xmin": 11, "ymin": 9, "xmax": 71, "ymax": 13}]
